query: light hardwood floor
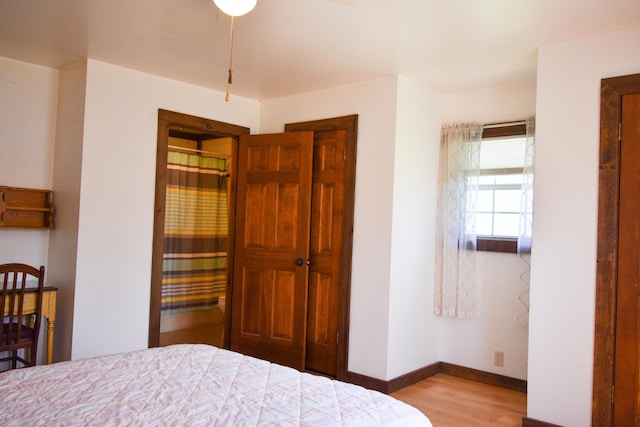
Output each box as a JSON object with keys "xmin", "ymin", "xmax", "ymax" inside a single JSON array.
[
  {"xmin": 159, "ymin": 306, "xmax": 225, "ymax": 347},
  {"xmin": 392, "ymin": 373, "xmax": 527, "ymax": 426},
  {"xmin": 160, "ymin": 324, "xmax": 526, "ymax": 426},
  {"xmin": 159, "ymin": 323, "xmax": 224, "ymax": 347}
]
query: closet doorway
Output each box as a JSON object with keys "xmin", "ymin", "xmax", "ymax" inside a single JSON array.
[
  {"xmin": 149, "ymin": 109, "xmax": 249, "ymax": 349},
  {"xmin": 149, "ymin": 110, "xmax": 358, "ymax": 381},
  {"xmin": 593, "ymin": 73, "xmax": 640, "ymax": 426}
]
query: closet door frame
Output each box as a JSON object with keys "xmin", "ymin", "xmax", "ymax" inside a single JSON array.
[
  {"xmin": 593, "ymin": 73, "xmax": 640, "ymax": 426},
  {"xmin": 149, "ymin": 111, "xmax": 357, "ymax": 382},
  {"xmin": 149, "ymin": 109, "xmax": 249, "ymax": 348}
]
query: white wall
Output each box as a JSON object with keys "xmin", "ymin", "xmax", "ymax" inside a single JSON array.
[
  {"xmin": 437, "ymin": 81, "xmax": 536, "ymax": 379},
  {"xmin": 387, "ymin": 76, "xmax": 442, "ymax": 378},
  {"xmin": 442, "ymin": 80, "xmax": 537, "ymax": 124},
  {"xmin": 529, "ymin": 27, "xmax": 640, "ymax": 426},
  {"xmin": 69, "ymin": 59, "xmax": 260, "ymax": 360},
  {"xmin": 260, "ymin": 77, "xmax": 410, "ymax": 380},
  {"xmin": 0, "ymin": 57, "xmax": 59, "ymax": 366},
  {"xmin": 436, "ymin": 253, "xmax": 531, "ymax": 378},
  {"xmin": 47, "ymin": 60, "xmax": 88, "ymax": 361},
  {"xmin": 0, "ymin": 57, "xmax": 58, "ymax": 267}
]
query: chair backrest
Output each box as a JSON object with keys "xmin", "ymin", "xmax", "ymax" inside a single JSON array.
[{"xmin": 0, "ymin": 263, "xmax": 45, "ymax": 352}]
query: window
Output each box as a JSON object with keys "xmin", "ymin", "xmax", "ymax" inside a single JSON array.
[
  {"xmin": 434, "ymin": 119, "xmax": 534, "ymax": 319},
  {"xmin": 472, "ymin": 123, "xmax": 533, "ymax": 253}
]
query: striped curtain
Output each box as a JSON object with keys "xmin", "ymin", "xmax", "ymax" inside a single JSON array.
[{"xmin": 161, "ymin": 151, "xmax": 229, "ymax": 314}]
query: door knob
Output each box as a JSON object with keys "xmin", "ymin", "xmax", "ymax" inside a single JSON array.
[{"xmin": 295, "ymin": 258, "xmax": 304, "ymax": 266}]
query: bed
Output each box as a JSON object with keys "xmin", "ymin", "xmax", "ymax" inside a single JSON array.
[{"xmin": 0, "ymin": 344, "xmax": 432, "ymax": 426}]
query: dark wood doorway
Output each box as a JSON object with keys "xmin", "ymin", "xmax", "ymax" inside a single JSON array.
[
  {"xmin": 149, "ymin": 109, "xmax": 249, "ymax": 348},
  {"xmin": 593, "ymin": 73, "xmax": 640, "ymax": 426},
  {"xmin": 150, "ymin": 111, "xmax": 358, "ymax": 381}
]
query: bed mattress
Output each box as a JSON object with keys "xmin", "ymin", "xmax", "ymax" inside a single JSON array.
[{"xmin": 0, "ymin": 344, "xmax": 432, "ymax": 426}]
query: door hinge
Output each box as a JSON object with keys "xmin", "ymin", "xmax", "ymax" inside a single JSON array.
[
  {"xmin": 612, "ymin": 385, "xmax": 615, "ymax": 403},
  {"xmin": 344, "ymin": 148, "xmax": 347, "ymax": 161},
  {"xmin": 619, "ymin": 122, "xmax": 622, "ymax": 141},
  {"xmin": 336, "ymin": 332, "xmax": 339, "ymax": 344}
]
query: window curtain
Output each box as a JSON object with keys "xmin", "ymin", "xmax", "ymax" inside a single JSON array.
[
  {"xmin": 161, "ymin": 151, "xmax": 229, "ymax": 314},
  {"xmin": 434, "ymin": 123, "xmax": 483, "ymax": 318},
  {"xmin": 514, "ymin": 117, "xmax": 535, "ymax": 327}
]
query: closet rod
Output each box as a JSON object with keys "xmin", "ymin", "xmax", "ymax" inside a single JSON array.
[
  {"xmin": 168, "ymin": 144, "xmax": 229, "ymax": 160},
  {"xmin": 483, "ymin": 120, "xmax": 527, "ymax": 128}
]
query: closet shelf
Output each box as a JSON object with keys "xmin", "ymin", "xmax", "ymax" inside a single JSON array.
[{"xmin": 5, "ymin": 206, "xmax": 52, "ymax": 212}]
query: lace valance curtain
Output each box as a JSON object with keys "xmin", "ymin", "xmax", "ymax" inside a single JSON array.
[
  {"xmin": 514, "ymin": 117, "xmax": 535, "ymax": 327},
  {"xmin": 434, "ymin": 123, "xmax": 483, "ymax": 318}
]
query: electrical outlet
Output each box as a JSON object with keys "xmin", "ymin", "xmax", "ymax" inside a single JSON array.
[{"xmin": 494, "ymin": 351, "xmax": 504, "ymax": 367}]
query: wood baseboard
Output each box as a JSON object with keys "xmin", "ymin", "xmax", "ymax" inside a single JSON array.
[
  {"xmin": 440, "ymin": 362, "xmax": 527, "ymax": 393},
  {"xmin": 387, "ymin": 362, "xmax": 441, "ymax": 393},
  {"xmin": 522, "ymin": 416, "xmax": 563, "ymax": 427},
  {"xmin": 344, "ymin": 371, "xmax": 389, "ymax": 393},
  {"xmin": 346, "ymin": 361, "xmax": 527, "ymax": 394}
]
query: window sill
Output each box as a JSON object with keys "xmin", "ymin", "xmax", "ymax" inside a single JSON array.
[{"xmin": 476, "ymin": 238, "xmax": 517, "ymax": 254}]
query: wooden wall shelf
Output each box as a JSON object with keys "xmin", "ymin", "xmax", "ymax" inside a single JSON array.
[{"xmin": 0, "ymin": 186, "xmax": 54, "ymax": 229}]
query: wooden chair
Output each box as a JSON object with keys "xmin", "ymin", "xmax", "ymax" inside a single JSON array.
[{"xmin": 0, "ymin": 263, "xmax": 45, "ymax": 371}]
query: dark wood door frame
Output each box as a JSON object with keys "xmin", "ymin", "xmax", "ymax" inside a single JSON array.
[
  {"xmin": 149, "ymin": 109, "xmax": 358, "ymax": 380},
  {"xmin": 150, "ymin": 111, "xmax": 357, "ymax": 382},
  {"xmin": 149, "ymin": 109, "xmax": 249, "ymax": 348},
  {"xmin": 593, "ymin": 73, "xmax": 640, "ymax": 426},
  {"xmin": 285, "ymin": 115, "xmax": 358, "ymax": 381}
]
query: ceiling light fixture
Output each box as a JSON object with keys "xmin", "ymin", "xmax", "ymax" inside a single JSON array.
[
  {"xmin": 213, "ymin": 0, "xmax": 256, "ymax": 102},
  {"xmin": 214, "ymin": 0, "xmax": 256, "ymax": 17}
]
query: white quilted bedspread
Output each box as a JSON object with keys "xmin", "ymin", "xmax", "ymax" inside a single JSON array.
[{"xmin": 0, "ymin": 344, "xmax": 432, "ymax": 426}]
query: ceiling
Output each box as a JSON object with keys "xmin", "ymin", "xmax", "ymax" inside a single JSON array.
[{"xmin": 1, "ymin": 0, "xmax": 638, "ymax": 100}]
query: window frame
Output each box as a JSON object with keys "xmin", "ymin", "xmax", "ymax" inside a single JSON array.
[{"xmin": 476, "ymin": 123, "xmax": 527, "ymax": 254}]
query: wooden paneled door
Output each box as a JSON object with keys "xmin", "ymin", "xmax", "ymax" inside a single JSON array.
[
  {"xmin": 230, "ymin": 132, "xmax": 314, "ymax": 370},
  {"xmin": 613, "ymin": 91, "xmax": 640, "ymax": 425},
  {"xmin": 304, "ymin": 129, "xmax": 346, "ymax": 376},
  {"xmin": 152, "ymin": 112, "xmax": 358, "ymax": 379},
  {"xmin": 230, "ymin": 116, "xmax": 358, "ymax": 378},
  {"xmin": 594, "ymin": 74, "xmax": 640, "ymax": 426},
  {"xmin": 286, "ymin": 116, "xmax": 358, "ymax": 379}
]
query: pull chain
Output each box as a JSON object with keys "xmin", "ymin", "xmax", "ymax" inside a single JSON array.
[{"xmin": 225, "ymin": 15, "xmax": 235, "ymax": 102}]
